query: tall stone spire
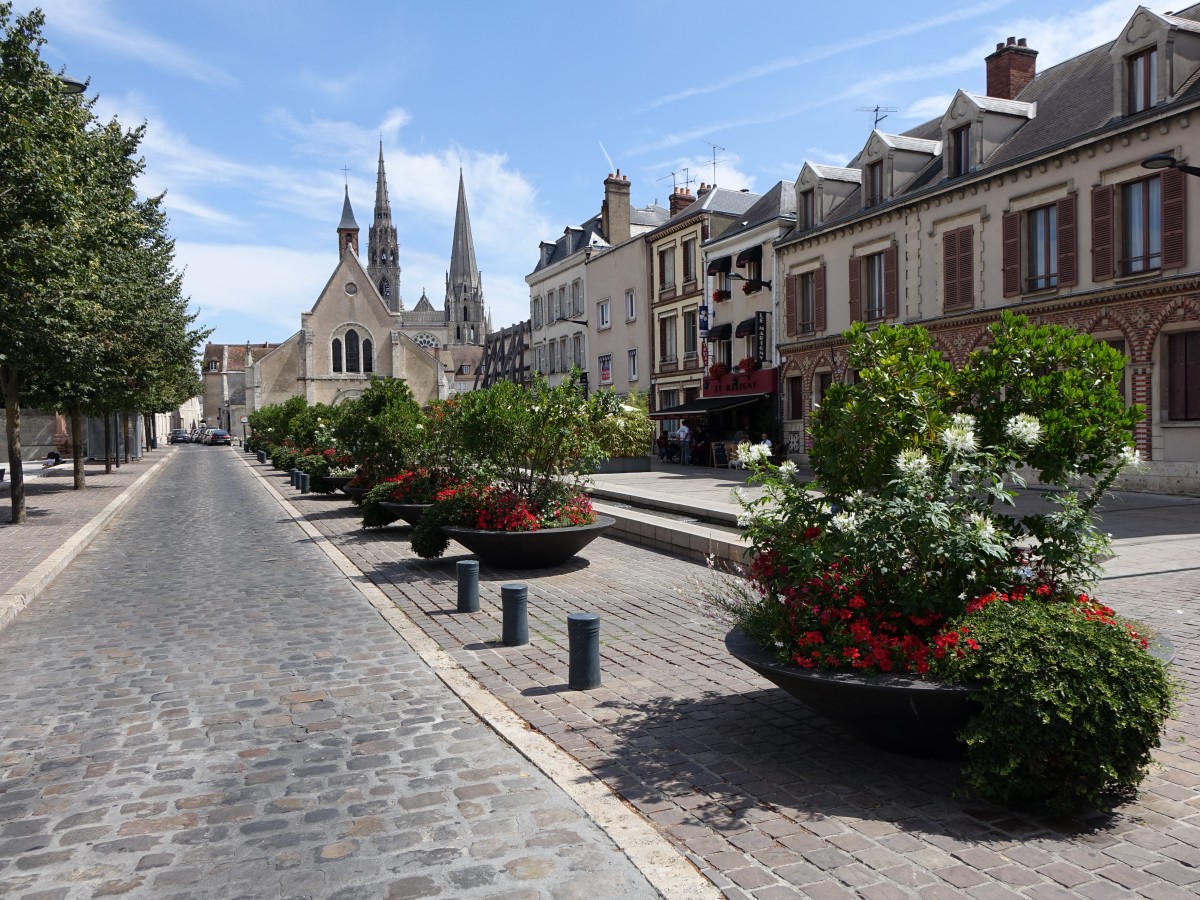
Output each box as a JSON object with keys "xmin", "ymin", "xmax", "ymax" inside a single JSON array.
[
  {"xmin": 367, "ymin": 142, "xmax": 402, "ymax": 311},
  {"xmin": 337, "ymin": 185, "xmax": 359, "ymax": 257},
  {"xmin": 445, "ymin": 170, "xmax": 485, "ymax": 345}
]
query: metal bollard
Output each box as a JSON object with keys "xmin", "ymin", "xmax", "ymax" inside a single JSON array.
[
  {"xmin": 299, "ymin": 472, "xmax": 310, "ymax": 494},
  {"xmin": 257, "ymin": 450, "xmax": 266, "ymax": 463},
  {"xmin": 567, "ymin": 613, "xmax": 601, "ymax": 690},
  {"xmin": 289, "ymin": 468, "xmax": 298, "ymax": 486},
  {"xmin": 457, "ymin": 560, "xmax": 480, "ymax": 613},
  {"xmin": 501, "ymin": 584, "xmax": 529, "ymax": 646}
]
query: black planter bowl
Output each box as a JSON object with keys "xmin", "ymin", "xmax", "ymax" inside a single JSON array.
[
  {"xmin": 725, "ymin": 627, "xmax": 982, "ymax": 758},
  {"xmin": 441, "ymin": 515, "xmax": 616, "ymax": 569},
  {"xmin": 378, "ymin": 501, "xmax": 431, "ymax": 527},
  {"xmin": 341, "ymin": 485, "xmax": 370, "ymax": 500},
  {"xmin": 320, "ymin": 475, "xmax": 354, "ymax": 493}
]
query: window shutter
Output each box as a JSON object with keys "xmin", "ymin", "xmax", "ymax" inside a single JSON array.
[
  {"xmin": 1002, "ymin": 211, "xmax": 1021, "ymax": 296},
  {"xmin": 957, "ymin": 226, "xmax": 973, "ymax": 307},
  {"xmin": 785, "ymin": 275, "xmax": 797, "ymax": 336},
  {"xmin": 884, "ymin": 243, "xmax": 899, "ymax": 319},
  {"xmin": 848, "ymin": 257, "xmax": 861, "ymax": 322},
  {"xmin": 1091, "ymin": 184, "xmax": 1115, "ymax": 281},
  {"xmin": 814, "ymin": 265, "xmax": 826, "ymax": 333},
  {"xmin": 1056, "ymin": 195, "xmax": 1078, "ymax": 287},
  {"xmin": 1168, "ymin": 333, "xmax": 1187, "ymax": 420},
  {"xmin": 944, "ymin": 229, "xmax": 959, "ymax": 308},
  {"xmin": 1190, "ymin": 332, "xmax": 1200, "ymax": 420},
  {"xmin": 1161, "ymin": 168, "xmax": 1187, "ymax": 270}
]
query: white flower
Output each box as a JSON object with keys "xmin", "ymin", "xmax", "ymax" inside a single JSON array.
[
  {"xmin": 967, "ymin": 512, "xmax": 996, "ymax": 541},
  {"xmin": 895, "ymin": 448, "xmax": 931, "ymax": 479},
  {"xmin": 732, "ymin": 487, "xmax": 748, "ymax": 506},
  {"xmin": 940, "ymin": 415, "xmax": 978, "ymax": 455},
  {"xmin": 1119, "ymin": 445, "xmax": 1144, "ymax": 471},
  {"xmin": 778, "ymin": 460, "xmax": 799, "ymax": 481},
  {"xmin": 1005, "ymin": 413, "xmax": 1042, "ymax": 446},
  {"xmin": 831, "ymin": 511, "xmax": 858, "ymax": 533},
  {"xmin": 737, "ymin": 442, "xmax": 770, "ymax": 466}
]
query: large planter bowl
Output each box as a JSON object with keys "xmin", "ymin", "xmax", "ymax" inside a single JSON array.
[
  {"xmin": 441, "ymin": 515, "xmax": 615, "ymax": 569},
  {"xmin": 379, "ymin": 501, "xmax": 432, "ymax": 527},
  {"xmin": 725, "ymin": 627, "xmax": 982, "ymax": 758},
  {"xmin": 320, "ymin": 475, "xmax": 354, "ymax": 493},
  {"xmin": 593, "ymin": 455, "xmax": 652, "ymax": 475},
  {"xmin": 342, "ymin": 485, "xmax": 370, "ymax": 501}
]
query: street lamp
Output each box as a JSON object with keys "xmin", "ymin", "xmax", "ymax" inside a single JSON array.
[
  {"xmin": 1141, "ymin": 153, "xmax": 1200, "ymax": 178},
  {"xmin": 57, "ymin": 74, "xmax": 86, "ymax": 94},
  {"xmin": 728, "ymin": 273, "xmax": 773, "ymax": 290}
]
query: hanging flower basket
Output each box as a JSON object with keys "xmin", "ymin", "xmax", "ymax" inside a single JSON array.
[
  {"xmin": 708, "ymin": 362, "xmax": 730, "ymax": 379},
  {"xmin": 737, "ymin": 356, "xmax": 760, "ymax": 373},
  {"xmin": 712, "ymin": 289, "xmax": 731, "ymax": 302}
]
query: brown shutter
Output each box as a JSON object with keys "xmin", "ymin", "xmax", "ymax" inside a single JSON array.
[
  {"xmin": 957, "ymin": 226, "xmax": 973, "ymax": 307},
  {"xmin": 1191, "ymin": 332, "xmax": 1200, "ymax": 420},
  {"xmin": 1002, "ymin": 211, "xmax": 1021, "ymax": 296},
  {"xmin": 814, "ymin": 265, "xmax": 826, "ymax": 332},
  {"xmin": 1161, "ymin": 168, "xmax": 1187, "ymax": 270},
  {"xmin": 884, "ymin": 243, "xmax": 899, "ymax": 319},
  {"xmin": 1168, "ymin": 333, "xmax": 1187, "ymax": 420},
  {"xmin": 848, "ymin": 257, "xmax": 861, "ymax": 322},
  {"xmin": 1056, "ymin": 194, "xmax": 1078, "ymax": 287},
  {"xmin": 1091, "ymin": 184, "xmax": 1115, "ymax": 281},
  {"xmin": 944, "ymin": 228, "xmax": 959, "ymax": 309},
  {"xmin": 784, "ymin": 274, "xmax": 797, "ymax": 337}
]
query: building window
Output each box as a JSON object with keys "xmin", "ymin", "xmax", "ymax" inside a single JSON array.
[
  {"xmin": 1004, "ymin": 196, "xmax": 1078, "ymax": 296},
  {"xmin": 658, "ymin": 246, "xmax": 676, "ymax": 290},
  {"xmin": 1123, "ymin": 176, "xmax": 1163, "ymax": 274},
  {"xmin": 207, "ymin": 360, "xmax": 218, "ymax": 371},
  {"xmin": 943, "ymin": 225, "xmax": 975, "ymax": 310},
  {"xmin": 864, "ymin": 253, "xmax": 886, "ymax": 320},
  {"xmin": 799, "ymin": 272, "xmax": 817, "ymax": 334},
  {"xmin": 683, "ymin": 309, "xmax": 698, "ymax": 359},
  {"xmin": 799, "ymin": 189, "xmax": 815, "ymax": 230},
  {"xmin": 549, "ymin": 289, "xmax": 558, "ymax": 321},
  {"xmin": 597, "ymin": 300, "xmax": 611, "ymax": 329},
  {"xmin": 659, "ymin": 316, "xmax": 677, "ymax": 362},
  {"xmin": 950, "ymin": 125, "xmax": 971, "ymax": 177},
  {"xmin": 362, "ymin": 339, "xmax": 373, "ymax": 374},
  {"xmin": 715, "ymin": 337, "xmax": 732, "ymax": 367},
  {"xmin": 345, "ymin": 329, "xmax": 361, "ymax": 373},
  {"xmin": 1168, "ymin": 331, "xmax": 1200, "ymax": 420},
  {"xmin": 815, "ymin": 372, "xmax": 833, "ymax": 408},
  {"xmin": 331, "ymin": 340, "xmax": 342, "ymax": 373},
  {"xmin": 571, "ymin": 279, "xmax": 583, "ymax": 316},
  {"xmin": 628, "ymin": 348, "xmax": 638, "ymax": 381},
  {"xmin": 865, "ymin": 161, "xmax": 884, "ymax": 207},
  {"xmin": 548, "ymin": 342, "xmax": 558, "ymax": 373},
  {"xmin": 1127, "ymin": 47, "xmax": 1157, "ymax": 115},
  {"xmin": 625, "ymin": 290, "xmax": 636, "ymax": 321},
  {"xmin": 532, "ymin": 297, "xmax": 542, "ymax": 329},
  {"xmin": 573, "ymin": 333, "xmax": 584, "ymax": 369},
  {"xmin": 560, "ymin": 336, "xmax": 569, "ymax": 370},
  {"xmin": 682, "ymin": 238, "xmax": 697, "ymax": 284},
  {"xmin": 598, "ymin": 353, "xmax": 613, "ymax": 385},
  {"xmin": 1027, "ymin": 205, "xmax": 1058, "ymax": 290},
  {"xmin": 787, "ymin": 376, "xmax": 804, "ymax": 420}
]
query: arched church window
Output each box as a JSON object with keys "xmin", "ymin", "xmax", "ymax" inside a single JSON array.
[
  {"xmin": 346, "ymin": 329, "xmax": 361, "ymax": 373},
  {"xmin": 414, "ymin": 333, "xmax": 438, "ymax": 349},
  {"xmin": 456, "ymin": 326, "xmax": 461, "ymax": 342},
  {"xmin": 380, "ymin": 278, "xmax": 390, "ymax": 299},
  {"xmin": 363, "ymin": 339, "xmax": 374, "ymax": 373},
  {"xmin": 332, "ymin": 338, "xmax": 343, "ymax": 373},
  {"xmin": 463, "ymin": 306, "xmax": 470, "ymax": 322}
]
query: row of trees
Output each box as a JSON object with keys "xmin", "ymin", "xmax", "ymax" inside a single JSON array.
[{"xmin": 1, "ymin": 4, "xmax": 208, "ymax": 523}]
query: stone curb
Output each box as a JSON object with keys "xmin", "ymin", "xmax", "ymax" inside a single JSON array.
[
  {"xmin": 240, "ymin": 453, "xmax": 720, "ymax": 900},
  {"xmin": 0, "ymin": 451, "xmax": 178, "ymax": 633}
]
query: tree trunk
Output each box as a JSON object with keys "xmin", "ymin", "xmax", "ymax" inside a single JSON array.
[
  {"xmin": 122, "ymin": 412, "xmax": 130, "ymax": 464},
  {"xmin": 113, "ymin": 412, "xmax": 120, "ymax": 469},
  {"xmin": 2, "ymin": 370, "xmax": 25, "ymax": 525},
  {"xmin": 104, "ymin": 411, "xmax": 113, "ymax": 474},
  {"xmin": 70, "ymin": 404, "xmax": 85, "ymax": 490}
]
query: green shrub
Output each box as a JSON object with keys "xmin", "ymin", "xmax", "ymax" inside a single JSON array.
[{"xmin": 935, "ymin": 595, "xmax": 1176, "ymax": 814}]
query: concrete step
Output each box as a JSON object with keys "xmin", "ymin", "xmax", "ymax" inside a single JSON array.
[{"xmin": 591, "ymin": 498, "xmax": 751, "ymax": 567}]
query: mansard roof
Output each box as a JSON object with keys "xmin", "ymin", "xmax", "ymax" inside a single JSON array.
[
  {"xmin": 530, "ymin": 212, "xmax": 608, "ymax": 274},
  {"xmin": 708, "ymin": 181, "xmax": 796, "ymax": 245},
  {"xmin": 630, "ymin": 204, "xmax": 670, "ymax": 227}
]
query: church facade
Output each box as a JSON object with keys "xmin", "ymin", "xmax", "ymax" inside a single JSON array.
[{"xmin": 246, "ymin": 146, "xmax": 488, "ymax": 412}]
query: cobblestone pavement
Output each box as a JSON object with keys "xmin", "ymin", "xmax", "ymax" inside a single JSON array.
[
  {"xmin": 0, "ymin": 446, "xmax": 659, "ymax": 899},
  {"xmin": 287, "ymin": 458, "xmax": 1200, "ymax": 899}
]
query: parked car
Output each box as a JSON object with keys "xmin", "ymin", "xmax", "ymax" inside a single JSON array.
[
  {"xmin": 205, "ymin": 429, "xmax": 232, "ymax": 446},
  {"xmin": 168, "ymin": 428, "xmax": 189, "ymax": 444}
]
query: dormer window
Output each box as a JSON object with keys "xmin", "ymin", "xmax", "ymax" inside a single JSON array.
[
  {"xmin": 1127, "ymin": 47, "xmax": 1157, "ymax": 114},
  {"xmin": 865, "ymin": 161, "xmax": 884, "ymax": 208},
  {"xmin": 950, "ymin": 125, "xmax": 971, "ymax": 177},
  {"xmin": 799, "ymin": 189, "xmax": 815, "ymax": 229}
]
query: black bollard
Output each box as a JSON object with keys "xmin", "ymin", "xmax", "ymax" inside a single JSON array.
[
  {"xmin": 567, "ymin": 613, "xmax": 602, "ymax": 690},
  {"xmin": 457, "ymin": 560, "xmax": 480, "ymax": 613},
  {"xmin": 501, "ymin": 584, "xmax": 529, "ymax": 646},
  {"xmin": 299, "ymin": 472, "xmax": 310, "ymax": 493},
  {"xmin": 289, "ymin": 468, "xmax": 298, "ymax": 487},
  {"xmin": 257, "ymin": 450, "xmax": 266, "ymax": 463}
]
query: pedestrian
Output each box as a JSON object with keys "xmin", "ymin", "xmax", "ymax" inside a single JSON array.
[
  {"xmin": 656, "ymin": 432, "xmax": 668, "ymax": 462},
  {"xmin": 677, "ymin": 421, "xmax": 691, "ymax": 466}
]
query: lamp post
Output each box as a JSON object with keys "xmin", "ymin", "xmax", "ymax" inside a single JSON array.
[
  {"xmin": 728, "ymin": 273, "xmax": 773, "ymax": 290},
  {"xmin": 57, "ymin": 74, "xmax": 86, "ymax": 95},
  {"xmin": 1141, "ymin": 153, "xmax": 1200, "ymax": 178}
]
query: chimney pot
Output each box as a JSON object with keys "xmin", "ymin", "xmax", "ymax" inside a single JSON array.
[
  {"xmin": 986, "ymin": 36, "xmax": 1037, "ymax": 101},
  {"xmin": 1007, "ymin": 36, "xmax": 1016, "ymax": 45},
  {"xmin": 996, "ymin": 42, "xmax": 1004, "ymax": 52},
  {"xmin": 1018, "ymin": 38, "xmax": 1026, "ymax": 47}
]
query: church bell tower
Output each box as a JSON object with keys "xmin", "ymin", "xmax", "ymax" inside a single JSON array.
[{"xmin": 367, "ymin": 142, "xmax": 402, "ymax": 312}]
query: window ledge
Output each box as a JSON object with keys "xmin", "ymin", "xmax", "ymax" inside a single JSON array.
[
  {"xmin": 597, "ymin": 323, "xmax": 612, "ymax": 332},
  {"xmin": 1160, "ymin": 421, "xmax": 1200, "ymax": 428}
]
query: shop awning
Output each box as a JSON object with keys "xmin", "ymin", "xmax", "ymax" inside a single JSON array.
[
  {"xmin": 706, "ymin": 322, "xmax": 732, "ymax": 341},
  {"xmin": 650, "ymin": 393, "xmax": 770, "ymax": 419},
  {"xmin": 735, "ymin": 245, "xmax": 763, "ymax": 267},
  {"xmin": 735, "ymin": 317, "xmax": 758, "ymax": 337},
  {"xmin": 706, "ymin": 255, "xmax": 732, "ymax": 276}
]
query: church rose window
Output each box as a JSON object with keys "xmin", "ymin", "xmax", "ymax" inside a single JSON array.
[{"xmin": 414, "ymin": 333, "xmax": 438, "ymax": 349}]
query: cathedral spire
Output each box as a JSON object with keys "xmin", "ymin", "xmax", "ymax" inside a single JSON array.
[
  {"xmin": 445, "ymin": 170, "xmax": 485, "ymax": 345},
  {"xmin": 368, "ymin": 142, "xmax": 402, "ymax": 311}
]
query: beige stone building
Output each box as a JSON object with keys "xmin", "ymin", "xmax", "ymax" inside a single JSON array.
[{"xmin": 775, "ymin": 4, "xmax": 1200, "ymax": 493}]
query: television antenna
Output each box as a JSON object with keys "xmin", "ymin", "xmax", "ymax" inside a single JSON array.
[
  {"xmin": 703, "ymin": 141, "xmax": 725, "ymax": 185},
  {"xmin": 657, "ymin": 167, "xmax": 696, "ymax": 192},
  {"xmin": 856, "ymin": 105, "xmax": 897, "ymax": 129}
]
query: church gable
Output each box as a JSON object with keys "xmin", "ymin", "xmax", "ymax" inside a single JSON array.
[{"xmin": 303, "ymin": 249, "xmax": 400, "ymax": 380}]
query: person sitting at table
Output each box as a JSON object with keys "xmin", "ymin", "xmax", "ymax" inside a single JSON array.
[
  {"xmin": 656, "ymin": 432, "xmax": 668, "ymax": 462},
  {"xmin": 691, "ymin": 425, "xmax": 709, "ymax": 466}
]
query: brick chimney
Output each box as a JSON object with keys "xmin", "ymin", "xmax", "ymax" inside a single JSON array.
[
  {"xmin": 601, "ymin": 169, "xmax": 631, "ymax": 244},
  {"xmin": 696, "ymin": 182, "xmax": 713, "ymax": 200},
  {"xmin": 669, "ymin": 185, "xmax": 695, "ymax": 216},
  {"xmin": 986, "ymin": 37, "xmax": 1037, "ymax": 101}
]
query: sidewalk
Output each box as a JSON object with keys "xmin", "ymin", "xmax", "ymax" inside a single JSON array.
[{"xmin": 5, "ymin": 448, "xmax": 1200, "ymax": 898}]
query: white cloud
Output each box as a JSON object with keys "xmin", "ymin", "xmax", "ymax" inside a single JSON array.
[
  {"xmin": 26, "ymin": 0, "xmax": 235, "ymax": 86},
  {"xmin": 1002, "ymin": 1, "xmax": 1139, "ymax": 69},
  {"xmin": 904, "ymin": 94, "xmax": 956, "ymax": 121}
]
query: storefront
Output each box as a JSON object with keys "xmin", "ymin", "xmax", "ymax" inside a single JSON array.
[{"xmin": 650, "ymin": 367, "xmax": 778, "ymax": 466}]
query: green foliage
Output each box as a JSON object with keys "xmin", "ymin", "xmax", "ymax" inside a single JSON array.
[
  {"xmin": 590, "ymin": 389, "xmax": 652, "ymax": 458},
  {"xmin": 248, "ymin": 397, "xmax": 308, "ymax": 450},
  {"xmin": 936, "ymin": 598, "xmax": 1176, "ymax": 814},
  {"xmin": 270, "ymin": 445, "xmax": 299, "ymax": 472},
  {"xmin": 331, "ymin": 377, "xmax": 423, "ymax": 482},
  {"xmin": 360, "ymin": 480, "xmax": 400, "ymax": 529}
]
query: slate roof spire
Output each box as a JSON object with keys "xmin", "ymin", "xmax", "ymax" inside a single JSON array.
[
  {"xmin": 368, "ymin": 141, "xmax": 402, "ymax": 311},
  {"xmin": 337, "ymin": 185, "xmax": 359, "ymax": 256},
  {"xmin": 445, "ymin": 170, "xmax": 485, "ymax": 344}
]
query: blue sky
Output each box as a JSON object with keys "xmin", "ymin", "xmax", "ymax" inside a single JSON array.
[{"xmin": 20, "ymin": 0, "xmax": 1173, "ymax": 347}]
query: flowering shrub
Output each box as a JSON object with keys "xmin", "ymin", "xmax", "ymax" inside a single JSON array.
[
  {"xmin": 712, "ymin": 289, "xmax": 731, "ymax": 302},
  {"xmin": 737, "ymin": 356, "xmax": 760, "ymax": 373},
  {"xmin": 718, "ymin": 314, "xmax": 1173, "ymax": 812},
  {"xmin": 708, "ymin": 362, "xmax": 730, "ymax": 379}
]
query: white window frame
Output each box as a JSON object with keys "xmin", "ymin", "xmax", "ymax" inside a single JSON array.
[
  {"xmin": 597, "ymin": 299, "xmax": 611, "ymax": 329},
  {"xmin": 625, "ymin": 290, "xmax": 636, "ymax": 321},
  {"xmin": 628, "ymin": 348, "xmax": 638, "ymax": 381}
]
